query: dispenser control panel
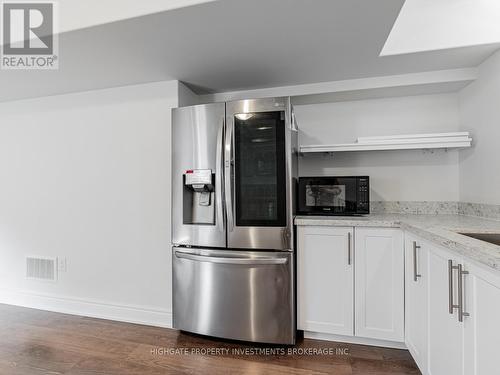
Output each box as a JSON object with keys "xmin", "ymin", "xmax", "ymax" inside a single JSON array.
[{"xmin": 185, "ymin": 169, "xmax": 212, "ymax": 186}]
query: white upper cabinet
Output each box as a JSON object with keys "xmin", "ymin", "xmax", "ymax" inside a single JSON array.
[
  {"xmin": 404, "ymin": 233, "xmax": 429, "ymax": 371},
  {"xmin": 354, "ymin": 228, "xmax": 404, "ymax": 342},
  {"xmin": 297, "ymin": 226, "xmax": 354, "ymax": 336}
]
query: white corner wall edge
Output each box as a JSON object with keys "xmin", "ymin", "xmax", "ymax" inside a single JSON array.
[
  {"xmin": 304, "ymin": 331, "xmax": 407, "ymax": 350},
  {"xmin": 199, "ymin": 68, "xmax": 478, "ymax": 103},
  {"xmin": 0, "ymin": 288, "xmax": 173, "ymax": 328}
]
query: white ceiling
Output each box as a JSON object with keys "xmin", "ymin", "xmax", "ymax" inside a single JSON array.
[
  {"xmin": 382, "ymin": 0, "xmax": 500, "ymax": 56},
  {"xmin": 55, "ymin": 0, "xmax": 217, "ymax": 34},
  {"xmin": 1, "ymin": 0, "xmax": 499, "ymax": 102}
]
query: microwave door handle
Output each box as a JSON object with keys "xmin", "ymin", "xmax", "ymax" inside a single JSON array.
[
  {"xmin": 215, "ymin": 117, "xmax": 225, "ymax": 232},
  {"xmin": 224, "ymin": 116, "xmax": 234, "ymax": 232}
]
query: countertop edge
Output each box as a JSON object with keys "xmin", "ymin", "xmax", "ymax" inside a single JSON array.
[
  {"xmin": 295, "ymin": 215, "xmax": 500, "ymax": 273},
  {"xmin": 400, "ymin": 222, "xmax": 500, "ymax": 272},
  {"xmin": 294, "ymin": 217, "xmax": 402, "ymax": 228}
]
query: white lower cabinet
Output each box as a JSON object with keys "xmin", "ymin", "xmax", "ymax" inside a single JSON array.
[
  {"xmin": 463, "ymin": 260, "xmax": 500, "ymax": 375},
  {"xmin": 404, "ymin": 233, "xmax": 428, "ymax": 371},
  {"xmin": 427, "ymin": 245, "xmax": 464, "ymax": 375},
  {"xmin": 355, "ymin": 228, "xmax": 404, "ymax": 342},
  {"xmin": 404, "ymin": 233, "xmax": 500, "ymax": 375},
  {"xmin": 297, "ymin": 226, "xmax": 354, "ymax": 336},
  {"xmin": 297, "ymin": 225, "xmax": 404, "ymax": 343},
  {"xmin": 298, "ymin": 224, "xmax": 500, "ymax": 374}
]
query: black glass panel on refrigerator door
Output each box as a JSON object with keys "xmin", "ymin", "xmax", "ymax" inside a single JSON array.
[{"xmin": 234, "ymin": 111, "xmax": 286, "ymax": 227}]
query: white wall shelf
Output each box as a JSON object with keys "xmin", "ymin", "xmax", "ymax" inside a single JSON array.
[{"xmin": 300, "ymin": 132, "xmax": 472, "ymax": 154}]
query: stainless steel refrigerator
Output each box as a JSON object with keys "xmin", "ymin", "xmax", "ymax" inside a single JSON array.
[{"xmin": 171, "ymin": 97, "xmax": 298, "ymax": 344}]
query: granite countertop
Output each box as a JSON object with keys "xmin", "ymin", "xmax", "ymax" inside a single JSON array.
[{"xmin": 295, "ymin": 214, "xmax": 500, "ymax": 272}]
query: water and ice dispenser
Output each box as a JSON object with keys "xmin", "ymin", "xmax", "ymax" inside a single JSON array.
[{"xmin": 183, "ymin": 169, "xmax": 215, "ymax": 225}]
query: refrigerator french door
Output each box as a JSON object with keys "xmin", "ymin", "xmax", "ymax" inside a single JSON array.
[
  {"xmin": 225, "ymin": 98, "xmax": 295, "ymax": 250},
  {"xmin": 171, "ymin": 97, "xmax": 297, "ymax": 345},
  {"xmin": 171, "ymin": 102, "xmax": 226, "ymax": 248}
]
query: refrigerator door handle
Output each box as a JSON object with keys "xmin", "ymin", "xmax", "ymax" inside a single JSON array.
[
  {"xmin": 174, "ymin": 251, "xmax": 288, "ymax": 265},
  {"xmin": 224, "ymin": 115, "xmax": 235, "ymax": 232},
  {"xmin": 216, "ymin": 118, "xmax": 225, "ymax": 232}
]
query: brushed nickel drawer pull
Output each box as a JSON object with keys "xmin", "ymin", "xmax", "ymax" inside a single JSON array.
[
  {"xmin": 347, "ymin": 232, "xmax": 352, "ymax": 265},
  {"xmin": 448, "ymin": 260, "xmax": 459, "ymax": 314},
  {"xmin": 413, "ymin": 241, "xmax": 422, "ymax": 282},
  {"xmin": 457, "ymin": 263, "xmax": 470, "ymax": 322}
]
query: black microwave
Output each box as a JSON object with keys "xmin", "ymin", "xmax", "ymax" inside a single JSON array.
[{"xmin": 298, "ymin": 176, "xmax": 370, "ymax": 215}]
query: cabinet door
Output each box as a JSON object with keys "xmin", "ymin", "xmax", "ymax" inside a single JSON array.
[
  {"xmin": 355, "ymin": 228, "xmax": 404, "ymax": 342},
  {"xmin": 297, "ymin": 226, "xmax": 354, "ymax": 336},
  {"xmin": 463, "ymin": 261, "xmax": 500, "ymax": 375},
  {"xmin": 427, "ymin": 245, "xmax": 464, "ymax": 375},
  {"xmin": 404, "ymin": 233, "xmax": 429, "ymax": 371}
]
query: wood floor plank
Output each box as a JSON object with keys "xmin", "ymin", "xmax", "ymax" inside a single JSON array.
[
  {"xmin": 0, "ymin": 344, "xmax": 81, "ymax": 375},
  {"xmin": 0, "ymin": 320, "xmax": 140, "ymax": 360},
  {"xmin": 350, "ymin": 357, "xmax": 421, "ymax": 375},
  {"xmin": 65, "ymin": 356, "xmax": 184, "ymax": 375},
  {"xmin": 0, "ymin": 304, "xmax": 421, "ymax": 375}
]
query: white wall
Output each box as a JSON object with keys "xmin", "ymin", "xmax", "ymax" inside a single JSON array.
[
  {"xmin": 459, "ymin": 49, "xmax": 500, "ymax": 205},
  {"xmin": 295, "ymin": 93, "xmax": 461, "ymax": 201},
  {"xmin": 0, "ymin": 80, "xmax": 178, "ymax": 326}
]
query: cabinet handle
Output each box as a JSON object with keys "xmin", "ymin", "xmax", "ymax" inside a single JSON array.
[
  {"xmin": 347, "ymin": 232, "xmax": 352, "ymax": 265},
  {"xmin": 413, "ymin": 241, "xmax": 422, "ymax": 282},
  {"xmin": 448, "ymin": 260, "xmax": 460, "ymax": 314},
  {"xmin": 457, "ymin": 263, "xmax": 470, "ymax": 322}
]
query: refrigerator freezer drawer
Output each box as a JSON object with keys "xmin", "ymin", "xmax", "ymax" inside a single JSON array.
[{"xmin": 172, "ymin": 247, "xmax": 295, "ymax": 345}]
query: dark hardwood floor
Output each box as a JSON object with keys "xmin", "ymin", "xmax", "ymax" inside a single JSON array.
[{"xmin": 0, "ymin": 304, "xmax": 420, "ymax": 374}]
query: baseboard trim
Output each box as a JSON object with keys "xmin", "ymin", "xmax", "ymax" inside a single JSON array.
[
  {"xmin": 0, "ymin": 288, "xmax": 172, "ymax": 329},
  {"xmin": 303, "ymin": 331, "xmax": 407, "ymax": 349},
  {"xmin": 406, "ymin": 345, "xmax": 428, "ymax": 375}
]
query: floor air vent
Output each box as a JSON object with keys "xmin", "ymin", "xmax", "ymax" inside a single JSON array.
[{"xmin": 26, "ymin": 257, "xmax": 57, "ymax": 281}]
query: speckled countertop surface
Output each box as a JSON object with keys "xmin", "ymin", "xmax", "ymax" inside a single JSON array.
[{"xmin": 295, "ymin": 214, "xmax": 500, "ymax": 272}]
